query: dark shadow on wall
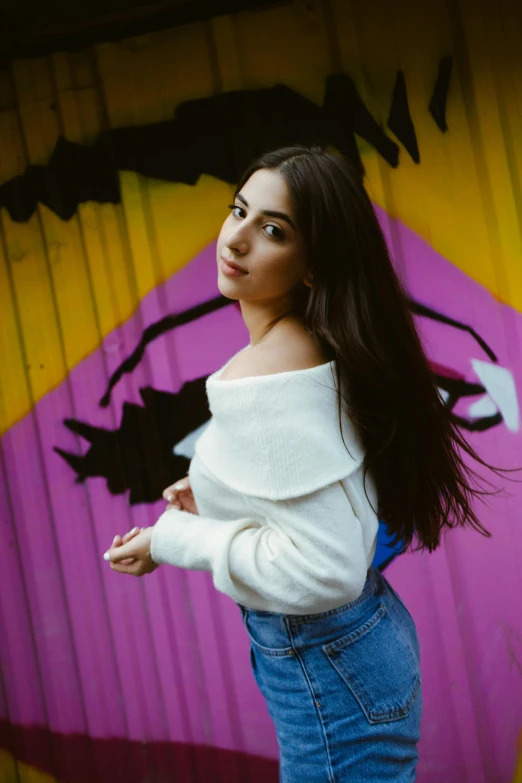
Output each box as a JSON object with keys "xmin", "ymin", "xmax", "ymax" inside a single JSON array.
[{"xmin": 0, "ymin": 719, "xmax": 278, "ymax": 783}]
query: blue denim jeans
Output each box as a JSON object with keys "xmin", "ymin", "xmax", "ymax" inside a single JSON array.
[{"xmin": 238, "ymin": 567, "xmax": 422, "ymax": 782}]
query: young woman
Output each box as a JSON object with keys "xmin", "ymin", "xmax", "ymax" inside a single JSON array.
[{"xmin": 105, "ymin": 145, "xmax": 514, "ymax": 782}]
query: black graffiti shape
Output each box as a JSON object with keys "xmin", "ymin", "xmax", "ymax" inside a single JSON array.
[
  {"xmin": 55, "ymin": 379, "xmax": 210, "ymax": 504},
  {"xmin": 99, "ymin": 294, "xmax": 231, "ymax": 408},
  {"xmin": 436, "ymin": 374, "xmax": 485, "ymax": 407},
  {"xmin": 410, "ymin": 299, "xmax": 503, "ymax": 432},
  {"xmin": 323, "ymin": 73, "xmax": 399, "ymax": 169},
  {"xmin": 407, "ymin": 299, "xmax": 498, "ymax": 362},
  {"xmin": 446, "ymin": 409, "xmax": 502, "ymax": 432},
  {"xmin": 0, "ymin": 135, "xmax": 121, "ymax": 223},
  {"xmin": 433, "ymin": 373, "xmax": 502, "ymax": 432},
  {"xmin": 429, "ymin": 56, "xmax": 453, "ymax": 132},
  {"xmin": 387, "ymin": 70, "xmax": 420, "ymax": 164},
  {"xmin": 0, "ymin": 76, "xmax": 400, "ymax": 223}
]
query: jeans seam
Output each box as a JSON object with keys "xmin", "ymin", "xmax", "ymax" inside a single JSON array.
[{"xmin": 286, "ymin": 620, "xmax": 337, "ymax": 783}]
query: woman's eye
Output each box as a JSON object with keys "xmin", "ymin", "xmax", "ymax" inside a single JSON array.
[
  {"xmin": 265, "ymin": 224, "xmax": 284, "ymax": 240},
  {"xmin": 227, "ymin": 203, "xmax": 244, "ymax": 218},
  {"xmin": 226, "ymin": 204, "xmax": 283, "ymax": 239}
]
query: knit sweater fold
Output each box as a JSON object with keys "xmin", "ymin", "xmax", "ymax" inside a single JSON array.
[
  {"xmin": 150, "ymin": 345, "xmax": 379, "ymax": 615},
  {"xmin": 195, "ymin": 344, "xmax": 365, "ymax": 500}
]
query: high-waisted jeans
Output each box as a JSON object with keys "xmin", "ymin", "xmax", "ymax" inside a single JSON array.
[{"xmin": 238, "ymin": 567, "xmax": 422, "ymax": 782}]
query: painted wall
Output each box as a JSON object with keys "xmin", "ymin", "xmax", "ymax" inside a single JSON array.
[{"xmin": 1, "ymin": 0, "xmax": 521, "ymax": 781}]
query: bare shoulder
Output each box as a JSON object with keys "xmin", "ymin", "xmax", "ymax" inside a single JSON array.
[{"xmin": 220, "ymin": 333, "xmax": 330, "ymax": 381}]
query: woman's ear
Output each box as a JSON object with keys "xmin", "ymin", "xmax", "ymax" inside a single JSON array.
[{"xmin": 302, "ymin": 273, "xmax": 313, "ymax": 289}]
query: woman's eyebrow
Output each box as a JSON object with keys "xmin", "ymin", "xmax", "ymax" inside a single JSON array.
[{"xmin": 236, "ymin": 192, "xmax": 296, "ymax": 230}]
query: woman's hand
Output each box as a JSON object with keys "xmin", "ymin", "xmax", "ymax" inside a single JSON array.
[
  {"xmin": 163, "ymin": 476, "xmax": 199, "ymax": 515},
  {"xmin": 110, "ymin": 526, "xmax": 142, "ymax": 566},
  {"xmin": 104, "ymin": 476, "xmax": 198, "ymax": 576},
  {"xmin": 104, "ymin": 527, "xmax": 158, "ymax": 577}
]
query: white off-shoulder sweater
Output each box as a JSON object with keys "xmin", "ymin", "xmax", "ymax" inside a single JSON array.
[{"xmin": 150, "ymin": 345, "xmax": 379, "ymax": 615}]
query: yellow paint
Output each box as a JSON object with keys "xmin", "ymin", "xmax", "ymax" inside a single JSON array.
[
  {"xmin": 1, "ymin": 0, "xmax": 522, "ymax": 438},
  {"xmin": 512, "ymin": 729, "xmax": 522, "ymax": 783},
  {"xmin": 332, "ymin": 0, "xmax": 522, "ymax": 309},
  {"xmin": 0, "ymin": 749, "xmax": 60, "ymax": 783},
  {"xmin": 0, "ymin": 175, "xmax": 233, "ymax": 435}
]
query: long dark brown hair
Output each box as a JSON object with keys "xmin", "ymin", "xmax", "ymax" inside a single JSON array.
[{"xmin": 234, "ymin": 145, "xmax": 520, "ymax": 553}]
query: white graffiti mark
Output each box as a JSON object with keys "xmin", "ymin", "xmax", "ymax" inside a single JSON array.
[{"xmin": 471, "ymin": 360, "xmax": 519, "ymax": 433}]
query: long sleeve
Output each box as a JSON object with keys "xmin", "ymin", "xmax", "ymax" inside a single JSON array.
[
  {"xmin": 150, "ymin": 347, "xmax": 379, "ymax": 614},
  {"xmin": 150, "ymin": 476, "xmax": 374, "ymax": 615}
]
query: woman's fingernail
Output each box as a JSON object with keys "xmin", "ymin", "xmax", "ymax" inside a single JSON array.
[
  {"xmin": 103, "ymin": 552, "xmax": 111, "ymax": 561},
  {"xmin": 174, "ymin": 483, "xmax": 185, "ymax": 490},
  {"xmin": 131, "ymin": 527, "xmax": 139, "ymax": 534},
  {"xmin": 166, "ymin": 493, "xmax": 173, "ymax": 502}
]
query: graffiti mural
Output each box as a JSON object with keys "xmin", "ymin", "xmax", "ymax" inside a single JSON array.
[{"xmin": 1, "ymin": 1, "xmax": 521, "ymax": 781}]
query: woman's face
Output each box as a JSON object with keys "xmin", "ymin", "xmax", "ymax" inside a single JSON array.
[{"xmin": 216, "ymin": 168, "xmax": 311, "ymax": 304}]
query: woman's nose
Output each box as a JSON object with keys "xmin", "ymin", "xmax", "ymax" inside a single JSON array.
[
  {"xmin": 226, "ymin": 235, "xmax": 248, "ymax": 255},
  {"xmin": 226, "ymin": 227, "xmax": 249, "ymax": 255}
]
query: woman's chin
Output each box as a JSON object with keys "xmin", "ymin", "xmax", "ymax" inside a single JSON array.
[{"xmin": 217, "ymin": 276, "xmax": 241, "ymax": 300}]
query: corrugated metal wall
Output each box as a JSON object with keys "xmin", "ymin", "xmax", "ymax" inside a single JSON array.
[{"xmin": 1, "ymin": 1, "xmax": 521, "ymax": 781}]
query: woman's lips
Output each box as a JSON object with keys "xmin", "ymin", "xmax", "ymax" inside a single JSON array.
[{"xmin": 221, "ymin": 259, "xmax": 248, "ymax": 276}]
